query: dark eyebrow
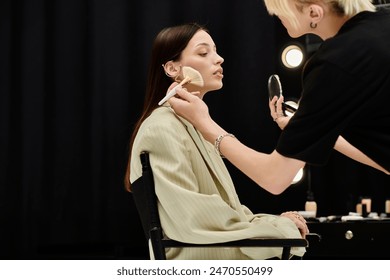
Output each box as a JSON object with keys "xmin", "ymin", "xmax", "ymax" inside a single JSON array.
[
  {"xmin": 195, "ymin": 42, "xmax": 210, "ymax": 47},
  {"xmin": 195, "ymin": 42, "xmax": 217, "ymax": 49}
]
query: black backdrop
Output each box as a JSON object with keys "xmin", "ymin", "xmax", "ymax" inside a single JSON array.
[{"xmin": 1, "ymin": 0, "xmax": 390, "ymax": 260}]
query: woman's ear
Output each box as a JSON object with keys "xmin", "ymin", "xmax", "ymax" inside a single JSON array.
[{"xmin": 163, "ymin": 61, "xmax": 180, "ymax": 78}]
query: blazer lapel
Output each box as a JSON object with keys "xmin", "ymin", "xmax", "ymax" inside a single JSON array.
[
  {"xmin": 178, "ymin": 117, "xmax": 242, "ymax": 206},
  {"xmin": 179, "ymin": 117, "xmax": 224, "ymax": 178}
]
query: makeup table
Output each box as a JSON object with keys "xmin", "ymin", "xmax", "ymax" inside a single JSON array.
[{"xmin": 304, "ymin": 217, "xmax": 390, "ymax": 259}]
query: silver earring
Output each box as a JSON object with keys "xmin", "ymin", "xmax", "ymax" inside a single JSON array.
[{"xmin": 310, "ymin": 22, "xmax": 317, "ymax": 29}]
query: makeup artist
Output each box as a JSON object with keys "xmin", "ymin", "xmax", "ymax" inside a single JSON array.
[{"xmin": 168, "ymin": 0, "xmax": 390, "ymax": 195}]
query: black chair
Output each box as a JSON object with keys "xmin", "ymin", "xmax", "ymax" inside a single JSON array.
[{"xmin": 131, "ymin": 151, "xmax": 309, "ymax": 260}]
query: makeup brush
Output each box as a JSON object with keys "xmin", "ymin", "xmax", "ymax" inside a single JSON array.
[{"xmin": 158, "ymin": 66, "xmax": 204, "ymax": 106}]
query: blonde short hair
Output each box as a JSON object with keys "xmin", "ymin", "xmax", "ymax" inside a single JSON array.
[{"xmin": 263, "ymin": 0, "xmax": 376, "ymax": 28}]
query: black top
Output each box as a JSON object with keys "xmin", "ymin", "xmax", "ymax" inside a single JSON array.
[{"xmin": 276, "ymin": 8, "xmax": 390, "ymax": 171}]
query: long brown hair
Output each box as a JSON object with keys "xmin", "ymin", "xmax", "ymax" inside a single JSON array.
[{"xmin": 124, "ymin": 23, "xmax": 208, "ymax": 192}]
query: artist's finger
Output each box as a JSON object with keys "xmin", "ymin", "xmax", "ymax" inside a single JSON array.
[
  {"xmin": 276, "ymin": 95, "xmax": 284, "ymax": 111},
  {"xmin": 167, "ymin": 82, "xmax": 179, "ymax": 92},
  {"xmin": 191, "ymin": 91, "xmax": 201, "ymax": 97},
  {"xmin": 174, "ymin": 87, "xmax": 198, "ymax": 101},
  {"xmin": 269, "ymin": 96, "xmax": 278, "ymax": 110},
  {"xmin": 169, "ymin": 87, "xmax": 194, "ymax": 108}
]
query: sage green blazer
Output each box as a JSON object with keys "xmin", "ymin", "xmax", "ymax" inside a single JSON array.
[{"xmin": 130, "ymin": 106, "xmax": 305, "ymax": 259}]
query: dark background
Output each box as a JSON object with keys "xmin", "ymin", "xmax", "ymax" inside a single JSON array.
[{"xmin": 1, "ymin": 0, "xmax": 390, "ymax": 260}]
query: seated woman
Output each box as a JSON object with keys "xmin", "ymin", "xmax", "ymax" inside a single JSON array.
[{"xmin": 124, "ymin": 22, "xmax": 308, "ymax": 260}]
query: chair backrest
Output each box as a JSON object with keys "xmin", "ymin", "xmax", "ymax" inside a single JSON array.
[
  {"xmin": 131, "ymin": 151, "xmax": 167, "ymax": 259},
  {"xmin": 132, "ymin": 152, "xmax": 158, "ymax": 239}
]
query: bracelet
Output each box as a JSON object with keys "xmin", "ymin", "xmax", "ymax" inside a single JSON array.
[{"xmin": 214, "ymin": 133, "xmax": 235, "ymax": 157}]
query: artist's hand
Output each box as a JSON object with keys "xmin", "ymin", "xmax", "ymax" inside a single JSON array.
[
  {"xmin": 281, "ymin": 211, "xmax": 309, "ymax": 238},
  {"xmin": 269, "ymin": 95, "xmax": 290, "ymax": 130},
  {"xmin": 169, "ymin": 87, "xmax": 211, "ymax": 130}
]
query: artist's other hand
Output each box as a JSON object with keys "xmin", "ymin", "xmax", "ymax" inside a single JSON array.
[
  {"xmin": 269, "ymin": 95, "xmax": 290, "ymax": 130},
  {"xmin": 281, "ymin": 211, "xmax": 309, "ymax": 238},
  {"xmin": 168, "ymin": 87, "xmax": 210, "ymax": 129}
]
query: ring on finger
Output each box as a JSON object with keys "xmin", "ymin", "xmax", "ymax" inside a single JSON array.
[{"xmin": 273, "ymin": 113, "xmax": 283, "ymax": 122}]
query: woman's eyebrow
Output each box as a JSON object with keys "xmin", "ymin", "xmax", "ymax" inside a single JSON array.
[
  {"xmin": 195, "ymin": 42, "xmax": 217, "ymax": 49},
  {"xmin": 195, "ymin": 42, "xmax": 210, "ymax": 47}
]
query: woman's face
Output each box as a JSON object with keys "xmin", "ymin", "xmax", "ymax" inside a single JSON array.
[{"xmin": 178, "ymin": 30, "xmax": 224, "ymax": 96}]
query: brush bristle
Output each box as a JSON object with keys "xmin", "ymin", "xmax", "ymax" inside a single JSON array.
[{"xmin": 182, "ymin": 66, "xmax": 204, "ymax": 87}]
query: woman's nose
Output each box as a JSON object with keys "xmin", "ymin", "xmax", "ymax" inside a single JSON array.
[{"xmin": 216, "ymin": 54, "xmax": 224, "ymax": 64}]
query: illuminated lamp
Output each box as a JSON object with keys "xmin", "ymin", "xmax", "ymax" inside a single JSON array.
[{"xmin": 281, "ymin": 44, "xmax": 304, "ymax": 69}]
